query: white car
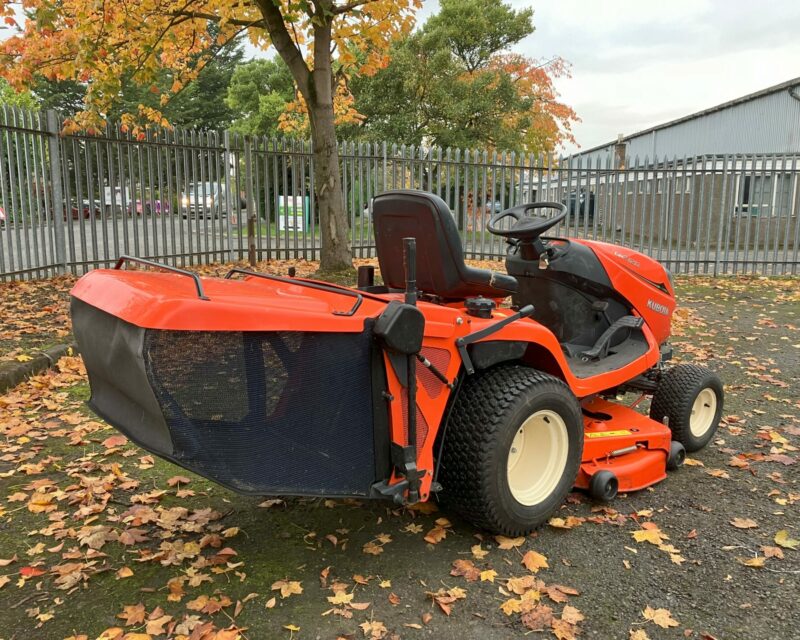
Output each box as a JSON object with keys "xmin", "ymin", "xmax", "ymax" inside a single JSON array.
[{"xmin": 180, "ymin": 182, "xmax": 246, "ymax": 219}]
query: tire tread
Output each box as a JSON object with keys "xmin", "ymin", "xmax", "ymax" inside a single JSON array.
[{"xmin": 439, "ymin": 364, "xmax": 581, "ymax": 535}]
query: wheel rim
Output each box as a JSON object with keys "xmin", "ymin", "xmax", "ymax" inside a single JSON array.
[
  {"xmin": 690, "ymin": 388, "xmax": 717, "ymax": 437},
  {"xmin": 506, "ymin": 409, "xmax": 570, "ymax": 506}
]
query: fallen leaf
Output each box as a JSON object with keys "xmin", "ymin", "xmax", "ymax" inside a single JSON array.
[
  {"xmin": 102, "ymin": 434, "xmax": 127, "ymax": 449},
  {"xmin": 730, "ymin": 518, "xmax": 758, "ymax": 529},
  {"xmin": 521, "ymin": 550, "xmax": 549, "ymax": 573},
  {"xmin": 480, "ymin": 569, "xmax": 497, "ymax": 583},
  {"xmin": 642, "ymin": 606, "xmax": 679, "ymax": 628},
  {"xmin": 117, "ymin": 603, "xmax": 146, "ymax": 626},
  {"xmin": 736, "ymin": 556, "xmax": 766, "ymax": 568},
  {"xmin": 271, "ymin": 579, "xmax": 303, "ymax": 598},
  {"xmin": 495, "ymin": 535, "xmax": 525, "ymax": 549},
  {"xmin": 775, "ymin": 530, "xmax": 799, "ymax": 550},
  {"xmin": 471, "ymin": 544, "xmax": 489, "ymax": 559}
]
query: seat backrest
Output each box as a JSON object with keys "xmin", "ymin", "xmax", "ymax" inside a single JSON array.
[{"xmin": 372, "ymin": 190, "xmax": 517, "ymax": 300}]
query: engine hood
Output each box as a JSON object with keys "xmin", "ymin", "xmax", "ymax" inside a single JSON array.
[{"xmin": 584, "ymin": 241, "xmax": 672, "ymax": 294}]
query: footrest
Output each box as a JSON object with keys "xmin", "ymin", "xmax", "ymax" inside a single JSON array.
[{"xmin": 581, "ymin": 315, "xmax": 644, "ymax": 361}]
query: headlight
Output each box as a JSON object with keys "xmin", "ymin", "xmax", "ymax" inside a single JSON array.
[{"xmin": 181, "ymin": 196, "xmax": 189, "ymax": 206}]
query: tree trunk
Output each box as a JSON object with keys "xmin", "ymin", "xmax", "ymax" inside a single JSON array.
[
  {"xmin": 255, "ymin": 0, "xmax": 353, "ymax": 272},
  {"xmin": 308, "ymin": 99, "xmax": 352, "ymax": 272}
]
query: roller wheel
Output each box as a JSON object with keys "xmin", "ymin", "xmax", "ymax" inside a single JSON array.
[
  {"xmin": 667, "ymin": 441, "xmax": 686, "ymax": 470},
  {"xmin": 650, "ymin": 364, "xmax": 723, "ymax": 452},
  {"xmin": 438, "ymin": 365, "xmax": 583, "ymax": 536},
  {"xmin": 589, "ymin": 470, "xmax": 618, "ymax": 501}
]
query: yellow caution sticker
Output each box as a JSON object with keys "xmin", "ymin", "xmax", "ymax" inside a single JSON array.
[{"xmin": 586, "ymin": 430, "xmax": 632, "ymax": 439}]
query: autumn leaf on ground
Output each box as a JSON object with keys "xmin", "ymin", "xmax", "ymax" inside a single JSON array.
[
  {"xmin": 424, "ymin": 525, "xmax": 447, "ymax": 544},
  {"xmin": 116, "ymin": 603, "xmax": 146, "ymax": 626},
  {"xmin": 427, "ymin": 586, "xmax": 467, "ymax": 615},
  {"xmin": 521, "ymin": 550, "xmax": 549, "ymax": 573},
  {"xmin": 642, "ymin": 606, "xmax": 679, "ymax": 628},
  {"xmin": 271, "ymin": 579, "xmax": 303, "ymax": 598},
  {"xmin": 480, "ymin": 569, "xmax": 497, "ymax": 583},
  {"xmin": 730, "ymin": 518, "xmax": 758, "ymax": 529},
  {"xmin": 495, "ymin": 535, "xmax": 525, "ymax": 549},
  {"xmin": 551, "ymin": 617, "xmax": 579, "ymax": 640},
  {"xmin": 632, "ymin": 522, "xmax": 668, "ymax": 545},
  {"xmin": 506, "ymin": 574, "xmax": 539, "ymax": 595},
  {"xmin": 774, "ymin": 530, "xmax": 799, "ymax": 549},
  {"xmin": 736, "ymin": 556, "xmax": 766, "ymax": 568},
  {"xmin": 102, "ymin": 434, "xmax": 127, "ymax": 449},
  {"xmin": 167, "ymin": 475, "xmax": 191, "ymax": 486},
  {"xmin": 520, "ymin": 604, "xmax": 554, "ymax": 630},
  {"xmin": 561, "ymin": 605, "xmax": 585, "ymax": 624},
  {"xmin": 548, "ymin": 516, "xmax": 585, "ymax": 529},
  {"xmin": 424, "ymin": 518, "xmax": 451, "ymax": 544},
  {"xmin": 450, "ymin": 558, "xmax": 480, "ymax": 581},
  {"xmin": 363, "ymin": 534, "xmax": 392, "ymax": 555},
  {"xmin": 359, "ymin": 619, "xmax": 388, "ymax": 639},
  {"xmin": 471, "ymin": 544, "xmax": 489, "ymax": 559},
  {"xmin": 327, "ymin": 591, "xmax": 354, "ymax": 605},
  {"xmin": 630, "ymin": 629, "xmax": 651, "ymax": 640}
]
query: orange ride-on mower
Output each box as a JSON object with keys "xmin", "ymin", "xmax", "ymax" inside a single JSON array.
[{"xmin": 70, "ymin": 190, "xmax": 724, "ymax": 535}]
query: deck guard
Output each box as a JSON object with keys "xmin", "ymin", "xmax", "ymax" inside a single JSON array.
[{"xmin": 72, "ymin": 297, "xmax": 378, "ymax": 496}]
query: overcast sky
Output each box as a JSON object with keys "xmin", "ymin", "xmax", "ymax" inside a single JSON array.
[{"xmin": 441, "ymin": 0, "xmax": 800, "ymax": 154}]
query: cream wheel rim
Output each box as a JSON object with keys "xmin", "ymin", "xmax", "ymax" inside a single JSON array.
[
  {"xmin": 506, "ymin": 409, "xmax": 570, "ymax": 506},
  {"xmin": 690, "ymin": 388, "xmax": 717, "ymax": 437}
]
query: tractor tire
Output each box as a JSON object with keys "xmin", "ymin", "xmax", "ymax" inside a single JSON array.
[
  {"xmin": 650, "ymin": 364, "xmax": 723, "ymax": 452},
  {"xmin": 438, "ymin": 365, "xmax": 583, "ymax": 536}
]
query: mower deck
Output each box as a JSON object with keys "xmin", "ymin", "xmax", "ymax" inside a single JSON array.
[{"xmin": 576, "ymin": 397, "xmax": 672, "ymax": 493}]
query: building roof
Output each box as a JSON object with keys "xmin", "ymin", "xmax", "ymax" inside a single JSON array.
[{"xmin": 577, "ymin": 76, "xmax": 800, "ymax": 156}]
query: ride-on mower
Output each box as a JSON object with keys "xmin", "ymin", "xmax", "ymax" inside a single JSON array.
[{"xmin": 70, "ymin": 190, "xmax": 723, "ymax": 535}]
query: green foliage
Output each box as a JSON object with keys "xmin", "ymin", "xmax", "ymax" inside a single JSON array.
[
  {"xmin": 0, "ymin": 79, "xmax": 37, "ymax": 110},
  {"xmin": 24, "ymin": 35, "xmax": 244, "ymax": 131},
  {"xmin": 348, "ymin": 0, "xmax": 573, "ymax": 154},
  {"xmin": 164, "ymin": 41, "xmax": 245, "ymax": 130},
  {"xmin": 32, "ymin": 78, "xmax": 85, "ymax": 116},
  {"xmin": 424, "ymin": 0, "xmax": 533, "ymax": 72},
  {"xmin": 110, "ymin": 37, "xmax": 244, "ymax": 130},
  {"xmin": 225, "ymin": 59, "xmax": 295, "ymax": 137}
]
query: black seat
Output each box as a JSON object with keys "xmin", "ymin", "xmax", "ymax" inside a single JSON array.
[{"xmin": 372, "ymin": 190, "xmax": 517, "ymax": 300}]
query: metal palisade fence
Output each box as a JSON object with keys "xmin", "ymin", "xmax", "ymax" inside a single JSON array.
[{"xmin": 0, "ymin": 105, "xmax": 798, "ymax": 281}]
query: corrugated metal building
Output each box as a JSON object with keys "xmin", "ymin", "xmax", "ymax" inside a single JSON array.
[{"xmin": 576, "ymin": 77, "xmax": 800, "ymax": 164}]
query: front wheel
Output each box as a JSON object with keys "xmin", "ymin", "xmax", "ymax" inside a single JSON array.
[
  {"xmin": 439, "ymin": 365, "xmax": 583, "ymax": 536},
  {"xmin": 650, "ymin": 364, "xmax": 723, "ymax": 452}
]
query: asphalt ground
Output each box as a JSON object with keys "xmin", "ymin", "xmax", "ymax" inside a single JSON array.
[{"xmin": 0, "ymin": 274, "xmax": 797, "ymax": 640}]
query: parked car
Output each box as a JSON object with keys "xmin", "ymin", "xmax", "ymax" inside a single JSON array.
[
  {"xmin": 67, "ymin": 200, "xmax": 100, "ymax": 220},
  {"xmin": 127, "ymin": 199, "xmax": 170, "ymax": 216},
  {"xmin": 180, "ymin": 182, "xmax": 245, "ymax": 219},
  {"xmin": 564, "ymin": 188, "xmax": 595, "ymax": 221},
  {"xmin": 101, "ymin": 187, "xmax": 169, "ymax": 216},
  {"xmin": 485, "ymin": 199, "xmax": 503, "ymax": 214},
  {"xmin": 0, "ymin": 205, "xmax": 5, "ymax": 227}
]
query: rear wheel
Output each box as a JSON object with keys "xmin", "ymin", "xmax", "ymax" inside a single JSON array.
[
  {"xmin": 439, "ymin": 365, "xmax": 583, "ymax": 536},
  {"xmin": 650, "ymin": 364, "xmax": 723, "ymax": 452}
]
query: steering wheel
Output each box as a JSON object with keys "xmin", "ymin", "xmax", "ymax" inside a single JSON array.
[{"xmin": 486, "ymin": 202, "xmax": 568, "ymax": 241}]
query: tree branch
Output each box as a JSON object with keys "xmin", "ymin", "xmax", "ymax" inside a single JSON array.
[
  {"xmin": 168, "ymin": 10, "xmax": 265, "ymax": 29},
  {"xmin": 253, "ymin": 0, "xmax": 311, "ymax": 99},
  {"xmin": 332, "ymin": 0, "xmax": 376, "ymax": 14}
]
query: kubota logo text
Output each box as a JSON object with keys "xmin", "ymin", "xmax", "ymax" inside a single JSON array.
[{"xmin": 647, "ymin": 299, "xmax": 669, "ymax": 315}]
